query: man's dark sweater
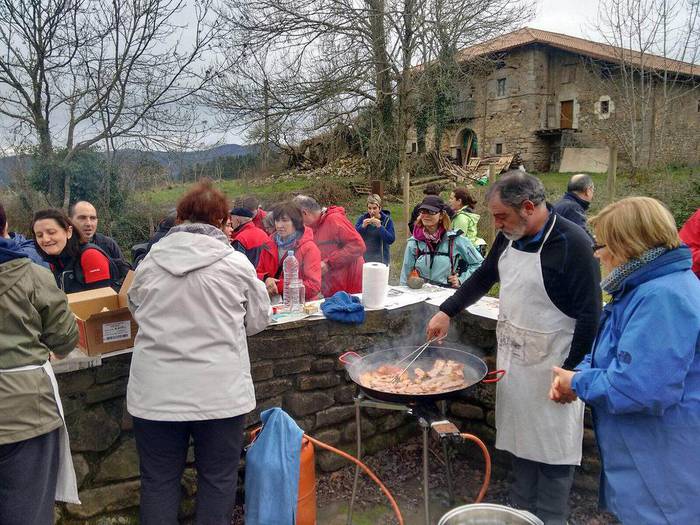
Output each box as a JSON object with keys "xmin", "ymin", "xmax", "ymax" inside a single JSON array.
[
  {"xmin": 91, "ymin": 233, "xmax": 131, "ymax": 280},
  {"xmin": 440, "ymin": 211, "xmax": 601, "ymax": 369},
  {"xmin": 553, "ymin": 192, "xmax": 590, "ymax": 235}
]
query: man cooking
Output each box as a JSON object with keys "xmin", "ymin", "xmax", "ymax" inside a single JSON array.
[{"xmin": 427, "ymin": 171, "xmax": 601, "ymax": 525}]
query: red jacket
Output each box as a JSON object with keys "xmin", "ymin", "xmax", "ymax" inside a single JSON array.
[
  {"xmin": 252, "ymin": 209, "xmax": 267, "ymax": 231},
  {"xmin": 231, "ymin": 221, "xmax": 270, "ymax": 267},
  {"xmin": 312, "ymin": 206, "xmax": 365, "ymax": 296},
  {"xmin": 679, "ymin": 208, "xmax": 700, "ymax": 278},
  {"xmin": 256, "ymin": 226, "xmax": 322, "ymax": 300}
]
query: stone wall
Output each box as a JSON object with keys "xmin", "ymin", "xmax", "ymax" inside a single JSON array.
[{"xmin": 55, "ymin": 302, "xmax": 601, "ymax": 523}]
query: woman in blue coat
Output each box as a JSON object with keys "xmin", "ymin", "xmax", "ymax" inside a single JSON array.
[
  {"xmin": 355, "ymin": 194, "xmax": 395, "ymax": 265},
  {"xmin": 550, "ymin": 197, "xmax": 700, "ymax": 524},
  {"xmin": 400, "ymin": 195, "xmax": 482, "ymax": 288}
]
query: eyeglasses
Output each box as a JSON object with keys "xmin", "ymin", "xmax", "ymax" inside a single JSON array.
[
  {"xmin": 592, "ymin": 243, "xmax": 606, "ymax": 252},
  {"xmin": 419, "ymin": 209, "xmax": 440, "ymax": 216}
]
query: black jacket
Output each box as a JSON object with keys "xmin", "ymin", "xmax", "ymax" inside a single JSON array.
[
  {"xmin": 91, "ymin": 232, "xmax": 131, "ymax": 280},
  {"xmin": 47, "ymin": 243, "xmax": 121, "ymax": 293},
  {"xmin": 553, "ymin": 192, "xmax": 591, "ymax": 236}
]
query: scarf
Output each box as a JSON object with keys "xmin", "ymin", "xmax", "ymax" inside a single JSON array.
[
  {"xmin": 601, "ymin": 246, "xmax": 667, "ymax": 294},
  {"xmin": 167, "ymin": 222, "xmax": 231, "ymax": 246},
  {"xmin": 273, "ymin": 230, "xmax": 301, "ymax": 257},
  {"xmin": 413, "ymin": 225, "xmax": 446, "ymax": 249}
]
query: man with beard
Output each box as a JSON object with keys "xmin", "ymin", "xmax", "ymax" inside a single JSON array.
[{"xmin": 426, "ymin": 171, "xmax": 601, "ymax": 525}]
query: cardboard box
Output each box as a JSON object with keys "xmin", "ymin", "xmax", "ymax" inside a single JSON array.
[{"xmin": 67, "ymin": 271, "xmax": 138, "ymax": 356}]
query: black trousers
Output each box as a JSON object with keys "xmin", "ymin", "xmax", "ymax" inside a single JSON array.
[
  {"xmin": 0, "ymin": 429, "xmax": 60, "ymax": 525},
  {"xmin": 510, "ymin": 455, "xmax": 576, "ymax": 525},
  {"xmin": 133, "ymin": 415, "xmax": 246, "ymax": 525}
]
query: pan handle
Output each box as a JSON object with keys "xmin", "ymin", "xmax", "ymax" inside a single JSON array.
[
  {"xmin": 339, "ymin": 351, "xmax": 361, "ymax": 365},
  {"xmin": 482, "ymin": 369, "xmax": 506, "ymax": 383}
]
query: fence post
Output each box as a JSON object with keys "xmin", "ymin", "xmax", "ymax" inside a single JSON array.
[
  {"xmin": 607, "ymin": 146, "xmax": 617, "ymax": 201},
  {"xmin": 371, "ymin": 180, "xmax": 383, "ymax": 198},
  {"xmin": 487, "ymin": 164, "xmax": 497, "ymax": 245}
]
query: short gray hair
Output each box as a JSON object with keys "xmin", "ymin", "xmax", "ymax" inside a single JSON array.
[
  {"xmin": 567, "ymin": 174, "xmax": 594, "ymax": 193},
  {"xmin": 292, "ymin": 195, "xmax": 321, "ymax": 212},
  {"xmin": 486, "ymin": 170, "xmax": 546, "ymax": 209}
]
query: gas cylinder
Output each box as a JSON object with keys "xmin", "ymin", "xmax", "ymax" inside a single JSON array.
[{"xmin": 296, "ymin": 435, "xmax": 317, "ymax": 525}]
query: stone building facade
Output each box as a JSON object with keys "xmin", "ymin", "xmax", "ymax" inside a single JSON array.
[{"xmin": 408, "ymin": 27, "xmax": 700, "ymax": 172}]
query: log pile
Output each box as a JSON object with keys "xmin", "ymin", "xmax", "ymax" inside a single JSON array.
[{"xmin": 428, "ymin": 151, "xmax": 517, "ymax": 185}]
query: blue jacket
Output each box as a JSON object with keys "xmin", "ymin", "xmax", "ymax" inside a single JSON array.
[
  {"xmin": 572, "ymin": 246, "xmax": 700, "ymax": 524},
  {"xmin": 355, "ymin": 210, "xmax": 395, "ymax": 265},
  {"xmin": 8, "ymin": 232, "xmax": 49, "ymax": 268},
  {"xmin": 400, "ymin": 230, "xmax": 483, "ymax": 287}
]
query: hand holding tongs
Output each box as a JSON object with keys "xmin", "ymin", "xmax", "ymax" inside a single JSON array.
[{"xmin": 391, "ymin": 337, "xmax": 437, "ymax": 383}]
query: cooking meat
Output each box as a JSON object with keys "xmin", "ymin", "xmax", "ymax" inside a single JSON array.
[{"xmin": 359, "ymin": 359, "xmax": 468, "ymax": 395}]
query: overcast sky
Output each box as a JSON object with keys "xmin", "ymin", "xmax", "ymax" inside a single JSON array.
[{"xmin": 530, "ymin": 0, "xmax": 597, "ymax": 39}]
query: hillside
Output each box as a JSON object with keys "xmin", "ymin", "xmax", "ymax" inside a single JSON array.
[{"xmin": 0, "ymin": 143, "xmax": 256, "ymax": 186}]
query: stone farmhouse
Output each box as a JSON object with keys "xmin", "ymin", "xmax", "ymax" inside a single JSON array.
[{"xmin": 408, "ymin": 27, "xmax": 700, "ymax": 172}]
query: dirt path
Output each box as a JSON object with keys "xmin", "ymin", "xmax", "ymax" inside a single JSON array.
[{"xmin": 231, "ymin": 435, "xmax": 619, "ymax": 524}]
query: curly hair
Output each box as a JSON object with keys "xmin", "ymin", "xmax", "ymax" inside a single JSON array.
[{"xmin": 176, "ymin": 179, "xmax": 229, "ymax": 227}]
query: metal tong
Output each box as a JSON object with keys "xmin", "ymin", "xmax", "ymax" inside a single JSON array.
[{"xmin": 391, "ymin": 338, "xmax": 437, "ymax": 383}]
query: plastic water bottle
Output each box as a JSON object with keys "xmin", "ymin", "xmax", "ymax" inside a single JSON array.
[{"xmin": 283, "ymin": 251, "xmax": 302, "ymax": 311}]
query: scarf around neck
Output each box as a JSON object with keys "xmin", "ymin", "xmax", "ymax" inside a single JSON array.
[
  {"xmin": 274, "ymin": 230, "xmax": 301, "ymax": 254},
  {"xmin": 601, "ymin": 246, "xmax": 667, "ymax": 294},
  {"xmin": 167, "ymin": 222, "xmax": 231, "ymax": 246},
  {"xmin": 413, "ymin": 225, "xmax": 445, "ymax": 247}
]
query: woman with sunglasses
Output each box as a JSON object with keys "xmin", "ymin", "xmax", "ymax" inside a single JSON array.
[{"xmin": 400, "ymin": 195, "xmax": 483, "ymax": 288}]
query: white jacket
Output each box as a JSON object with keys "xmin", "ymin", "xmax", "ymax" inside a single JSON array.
[{"xmin": 126, "ymin": 224, "xmax": 271, "ymax": 421}]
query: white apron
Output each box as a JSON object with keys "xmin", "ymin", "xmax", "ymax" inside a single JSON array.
[
  {"xmin": 0, "ymin": 361, "xmax": 81, "ymax": 504},
  {"xmin": 495, "ymin": 215, "xmax": 584, "ymax": 465}
]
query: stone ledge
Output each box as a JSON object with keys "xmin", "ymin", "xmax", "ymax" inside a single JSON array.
[{"xmin": 65, "ymin": 480, "xmax": 140, "ymax": 519}]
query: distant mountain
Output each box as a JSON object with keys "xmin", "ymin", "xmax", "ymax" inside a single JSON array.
[{"xmin": 0, "ymin": 143, "xmax": 257, "ymax": 186}]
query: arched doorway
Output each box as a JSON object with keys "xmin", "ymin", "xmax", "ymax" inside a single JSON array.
[{"xmin": 455, "ymin": 128, "xmax": 478, "ymax": 168}]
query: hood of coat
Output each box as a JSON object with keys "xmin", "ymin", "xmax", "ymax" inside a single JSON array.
[
  {"xmin": 316, "ymin": 206, "xmax": 347, "ymax": 229},
  {"xmin": 457, "ymin": 206, "xmax": 480, "ymax": 221},
  {"xmin": 150, "ymin": 223, "xmax": 233, "ymax": 276},
  {"xmin": 616, "ymin": 246, "xmax": 693, "ymax": 297},
  {"xmin": 0, "ymin": 257, "xmax": 32, "ymax": 296},
  {"xmin": 296, "ymin": 226, "xmax": 315, "ymax": 248},
  {"xmin": 0, "ymin": 236, "xmax": 30, "ymax": 265}
]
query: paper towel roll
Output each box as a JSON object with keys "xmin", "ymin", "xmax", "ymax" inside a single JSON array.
[{"xmin": 362, "ymin": 262, "xmax": 389, "ymax": 309}]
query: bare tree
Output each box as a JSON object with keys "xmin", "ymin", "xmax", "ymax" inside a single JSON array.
[
  {"xmin": 0, "ymin": 0, "xmax": 221, "ymax": 207},
  {"xmin": 588, "ymin": 0, "xmax": 700, "ymax": 169}
]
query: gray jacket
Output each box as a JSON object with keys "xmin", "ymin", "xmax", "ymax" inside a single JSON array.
[{"xmin": 126, "ymin": 223, "xmax": 271, "ymax": 421}]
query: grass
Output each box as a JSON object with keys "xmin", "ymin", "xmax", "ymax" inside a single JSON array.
[
  {"xmin": 136, "ymin": 165, "xmax": 698, "ymax": 288},
  {"xmin": 141, "ymin": 178, "xmax": 316, "ymax": 207}
]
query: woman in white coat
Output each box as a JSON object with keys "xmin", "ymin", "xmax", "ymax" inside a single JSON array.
[{"xmin": 127, "ymin": 180, "xmax": 271, "ymax": 525}]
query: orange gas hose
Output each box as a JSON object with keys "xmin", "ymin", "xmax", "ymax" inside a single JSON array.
[
  {"xmin": 304, "ymin": 434, "xmax": 404, "ymax": 525},
  {"xmin": 460, "ymin": 433, "xmax": 491, "ymax": 503}
]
